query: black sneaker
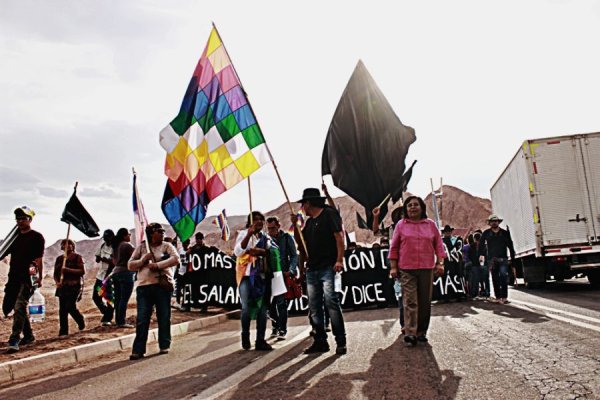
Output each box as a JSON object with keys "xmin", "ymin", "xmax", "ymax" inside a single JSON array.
[
  {"xmin": 417, "ymin": 335, "xmax": 428, "ymax": 343},
  {"xmin": 276, "ymin": 331, "xmax": 287, "ymax": 341},
  {"xmin": 20, "ymin": 336, "xmax": 35, "ymax": 346},
  {"xmin": 404, "ymin": 335, "xmax": 417, "ymax": 347},
  {"xmin": 255, "ymin": 341, "xmax": 273, "ymax": 351},
  {"xmin": 270, "ymin": 329, "xmax": 279, "ymax": 338},
  {"xmin": 304, "ymin": 341, "xmax": 330, "ymax": 354},
  {"xmin": 129, "ymin": 353, "xmax": 144, "ymax": 360},
  {"xmin": 241, "ymin": 334, "xmax": 251, "ymax": 350},
  {"xmin": 335, "ymin": 345, "xmax": 347, "ymax": 355}
]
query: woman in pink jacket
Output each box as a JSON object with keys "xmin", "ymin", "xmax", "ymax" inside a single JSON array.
[{"xmin": 388, "ymin": 196, "xmax": 446, "ymax": 346}]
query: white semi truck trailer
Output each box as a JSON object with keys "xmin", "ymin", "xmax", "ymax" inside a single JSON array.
[{"xmin": 490, "ymin": 132, "xmax": 600, "ymax": 288}]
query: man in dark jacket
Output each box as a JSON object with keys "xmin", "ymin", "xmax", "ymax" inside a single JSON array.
[
  {"xmin": 266, "ymin": 216, "xmax": 298, "ymax": 340},
  {"xmin": 1, "ymin": 206, "xmax": 45, "ymax": 353},
  {"xmin": 478, "ymin": 214, "xmax": 516, "ymax": 304}
]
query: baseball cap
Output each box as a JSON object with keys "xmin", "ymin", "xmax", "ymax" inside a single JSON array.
[{"xmin": 14, "ymin": 206, "xmax": 35, "ymax": 219}]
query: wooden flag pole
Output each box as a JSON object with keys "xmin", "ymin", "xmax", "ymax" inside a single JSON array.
[
  {"xmin": 376, "ymin": 193, "xmax": 391, "ymax": 209},
  {"xmin": 248, "ymin": 176, "xmax": 253, "ymax": 225},
  {"xmin": 212, "ymin": 23, "xmax": 308, "ymax": 256},
  {"xmin": 60, "ymin": 182, "xmax": 78, "ymax": 284},
  {"xmin": 59, "ymin": 223, "xmax": 71, "ymax": 285}
]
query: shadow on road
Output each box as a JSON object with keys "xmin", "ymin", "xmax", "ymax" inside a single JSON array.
[
  {"xmin": 431, "ymin": 300, "xmax": 553, "ymax": 324},
  {"xmin": 0, "ymin": 357, "xmax": 133, "ymax": 398},
  {"xmin": 229, "ymin": 336, "xmax": 460, "ymax": 400},
  {"xmin": 431, "ymin": 301, "xmax": 480, "ymax": 319},
  {"xmin": 512, "ymin": 280, "xmax": 600, "ymax": 312},
  {"xmin": 227, "ymin": 338, "xmax": 342, "ymax": 399},
  {"xmin": 126, "ymin": 347, "xmax": 274, "ymax": 399}
]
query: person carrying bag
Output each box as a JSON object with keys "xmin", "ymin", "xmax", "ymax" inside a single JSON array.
[{"xmin": 127, "ymin": 223, "xmax": 179, "ymax": 360}]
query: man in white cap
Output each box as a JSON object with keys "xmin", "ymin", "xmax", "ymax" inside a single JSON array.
[
  {"xmin": 1, "ymin": 206, "xmax": 45, "ymax": 353},
  {"xmin": 478, "ymin": 214, "xmax": 516, "ymax": 304}
]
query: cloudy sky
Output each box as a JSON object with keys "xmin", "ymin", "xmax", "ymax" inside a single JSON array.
[{"xmin": 1, "ymin": 0, "xmax": 600, "ymax": 245}]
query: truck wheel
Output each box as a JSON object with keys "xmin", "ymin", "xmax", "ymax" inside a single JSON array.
[{"xmin": 588, "ymin": 273, "xmax": 600, "ymax": 289}]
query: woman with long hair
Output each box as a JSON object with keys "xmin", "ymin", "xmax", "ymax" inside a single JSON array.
[
  {"xmin": 388, "ymin": 196, "xmax": 446, "ymax": 346},
  {"xmin": 111, "ymin": 228, "xmax": 135, "ymax": 328},
  {"xmin": 53, "ymin": 239, "xmax": 85, "ymax": 336}
]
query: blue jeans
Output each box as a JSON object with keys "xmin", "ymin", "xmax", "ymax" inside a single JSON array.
[
  {"xmin": 239, "ymin": 277, "xmax": 267, "ymax": 342},
  {"xmin": 112, "ymin": 271, "xmax": 134, "ymax": 326},
  {"xmin": 471, "ymin": 265, "xmax": 490, "ymax": 297},
  {"xmin": 269, "ymin": 294, "xmax": 288, "ymax": 333},
  {"xmin": 132, "ymin": 284, "xmax": 172, "ymax": 355},
  {"xmin": 491, "ymin": 258, "xmax": 509, "ymax": 299},
  {"xmin": 306, "ymin": 267, "xmax": 346, "ymax": 346}
]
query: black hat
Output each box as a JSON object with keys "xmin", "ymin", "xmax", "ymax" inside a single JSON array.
[
  {"xmin": 297, "ymin": 188, "xmax": 326, "ymax": 203},
  {"xmin": 441, "ymin": 224, "xmax": 454, "ymax": 233}
]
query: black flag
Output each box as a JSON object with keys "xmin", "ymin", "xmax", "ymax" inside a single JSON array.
[
  {"xmin": 322, "ymin": 60, "xmax": 416, "ymax": 225},
  {"xmin": 61, "ymin": 190, "xmax": 100, "ymax": 237},
  {"xmin": 356, "ymin": 211, "xmax": 369, "ymax": 230}
]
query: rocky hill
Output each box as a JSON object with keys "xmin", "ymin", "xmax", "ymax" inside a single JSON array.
[{"xmin": 1, "ymin": 185, "xmax": 492, "ymax": 282}]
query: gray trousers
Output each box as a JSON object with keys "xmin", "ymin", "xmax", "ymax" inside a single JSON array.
[{"xmin": 10, "ymin": 284, "xmax": 34, "ymax": 342}]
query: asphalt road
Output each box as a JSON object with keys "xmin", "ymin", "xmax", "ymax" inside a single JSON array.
[{"xmin": 1, "ymin": 279, "xmax": 599, "ymax": 400}]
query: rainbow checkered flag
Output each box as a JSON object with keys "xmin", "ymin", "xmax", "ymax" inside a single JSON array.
[
  {"xmin": 287, "ymin": 206, "xmax": 306, "ymax": 234},
  {"xmin": 159, "ymin": 24, "xmax": 271, "ymax": 241},
  {"xmin": 212, "ymin": 209, "xmax": 231, "ymax": 241}
]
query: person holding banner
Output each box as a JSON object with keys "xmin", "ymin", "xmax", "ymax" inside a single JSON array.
[
  {"xmin": 266, "ymin": 216, "xmax": 299, "ymax": 340},
  {"xmin": 53, "ymin": 239, "xmax": 86, "ymax": 336},
  {"xmin": 234, "ymin": 211, "xmax": 274, "ymax": 351},
  {"xmin": 128, "ymin": 223, "xmax": 179, "ymax": 360},
  {"xmin": 293, "ymin": 188, "xmax": 347, "ymax": 355},
  {"xmin": 388, "ymin": 196, "xmax": 446, "ymax": 347},
  {"xmin": 2, "ymin": 206, "xmax": 45, "ymax": 353}
]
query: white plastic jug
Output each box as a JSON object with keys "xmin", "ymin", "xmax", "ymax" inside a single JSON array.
[{"xmin": 29, "ymin": 288, "xmax": 46, "ymax": 322}]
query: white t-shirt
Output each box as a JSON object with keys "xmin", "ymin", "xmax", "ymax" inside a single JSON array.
[
  {"xmin": 95, "ymin": 242, "xmax": 113, "ymax": 281},
  {"xmin": 234, "ymin": 229, "xmax": 271, "ymax": 276}
]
